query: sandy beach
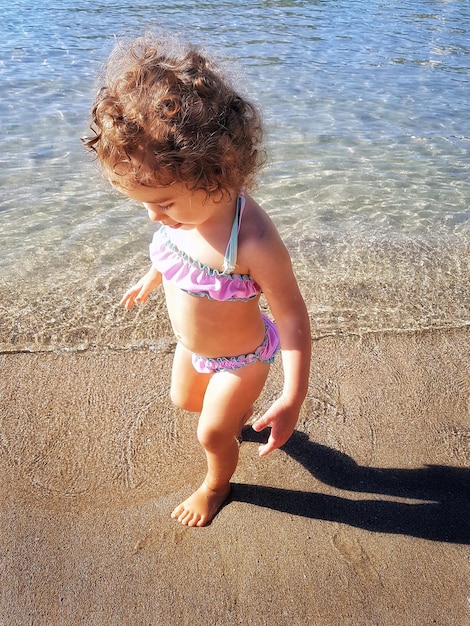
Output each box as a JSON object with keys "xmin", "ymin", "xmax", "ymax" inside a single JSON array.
[{"xmin": 1, "ymin": 327, "xmax": 469, "ymax": 625}]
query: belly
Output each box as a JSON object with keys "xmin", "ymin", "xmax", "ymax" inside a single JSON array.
[{"xmin": 163, "ymin": 283, "xmax": 266, "ymax": 357}]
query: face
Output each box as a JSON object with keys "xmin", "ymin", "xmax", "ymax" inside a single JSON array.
[{"xmin": 118, "ymin": 182, "xmax": 218, "ymax": 230}]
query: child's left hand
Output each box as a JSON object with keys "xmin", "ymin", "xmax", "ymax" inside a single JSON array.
[{"xmin": 251, "ymin": 396, "xmax": 300, "ymax": 457}]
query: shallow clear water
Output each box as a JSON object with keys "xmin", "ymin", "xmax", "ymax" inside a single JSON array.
[{"xmin": 1, "ymin": 0, "xmax": 469, "ymax": 351}]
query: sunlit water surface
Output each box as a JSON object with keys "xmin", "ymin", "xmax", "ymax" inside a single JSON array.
[{"xmin": 1, "ymin": 0, "xmax": 469, "ymax": 351}]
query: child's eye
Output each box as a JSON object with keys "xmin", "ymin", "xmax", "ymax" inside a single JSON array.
[{"xmin": 158, "ymin": 203, "xmax": 172, "ymax": 211}]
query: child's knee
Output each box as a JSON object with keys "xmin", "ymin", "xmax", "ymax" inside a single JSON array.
[
  {"xmin": 197, "ymin": 421, "xmax": 234, "ymax": 451},
  {"xmin": 196, "ymin": 422, "xmax": 217, "ymax": 450}
]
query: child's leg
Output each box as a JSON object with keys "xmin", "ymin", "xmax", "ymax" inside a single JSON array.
[
  {"xmin": 171, "ymin": 360, "xmax": 270, "ymax": 527},
  {"xmin": 170, "ymin": 342, "xmax": 211, "ymax": 412}
]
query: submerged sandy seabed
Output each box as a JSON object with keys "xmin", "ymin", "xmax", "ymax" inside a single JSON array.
[
  {"xmin": 0, "ymin": 327, "xmax": 469, "ymax": 625},
  {"xmin": 1, "ymin": 230, "xmax": 469, "ymax": 353}
]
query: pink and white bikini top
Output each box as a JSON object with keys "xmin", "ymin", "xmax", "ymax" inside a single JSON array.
[{"xmin": 149, "ymin": 193, "xmax": 261, "ymax": 302}]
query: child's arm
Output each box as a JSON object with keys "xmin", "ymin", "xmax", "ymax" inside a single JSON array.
[
  {"xmin": 120, "ymin": 265, "xmax": 162, "ymax": 310},
  {"xmin": 248, "ymin": 218, "xmax": 311, "ymax": 457}
]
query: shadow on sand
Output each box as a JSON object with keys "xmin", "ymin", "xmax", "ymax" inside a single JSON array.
[{"xmin": 232, "ymin": 429, "xmax": 470, "ymax": 544}]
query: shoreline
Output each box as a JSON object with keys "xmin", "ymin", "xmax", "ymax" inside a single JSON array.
[
  {"xmin": 2, "ymin": 227, "xmax": 469, "ymax": 353},
  {"xmin": 1, "ymin": 326, "xmax": 469, "ymax": 624},
  {"xmin": 1, "ymin": 322, "xmax": 469, "ymax": 360}
]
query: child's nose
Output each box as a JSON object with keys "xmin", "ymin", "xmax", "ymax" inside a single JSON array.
[{"xmin": 144, "ymin": 203, "xmax": 164, "ymax": 221}]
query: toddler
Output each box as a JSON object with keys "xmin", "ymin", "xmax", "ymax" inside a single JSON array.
[{"xmin": 84, "ymin": 33, "xmax": 311, "ymax": 527}]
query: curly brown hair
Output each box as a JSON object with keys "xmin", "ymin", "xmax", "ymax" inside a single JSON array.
[{"xmin": 83, "ymin": 33, "xmax": 266, "ymax": 195}]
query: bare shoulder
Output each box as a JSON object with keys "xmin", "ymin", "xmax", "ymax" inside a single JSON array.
[
  {"xmin": 237, "ymin": 194, "xmax": 297, "ymax": 290},
  {"xmin": 238, "ymin": 194, "xmax": 286, "ymax": 260},
  {"xmin": 239, "ymin": 194, "xmax": 308, "ymax": 328}
]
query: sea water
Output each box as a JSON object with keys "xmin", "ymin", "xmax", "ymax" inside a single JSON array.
[{"xmin": 1, "ymin": 0, "xmax": 469, "ymax": 351}]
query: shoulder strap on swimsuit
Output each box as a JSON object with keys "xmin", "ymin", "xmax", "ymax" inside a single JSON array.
[{"xmin": 222, "ymin": 193, "xmax": 245, "ymax": 273}]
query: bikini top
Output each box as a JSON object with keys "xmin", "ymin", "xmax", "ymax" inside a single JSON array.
[{"xmin": 149, "ymin": 193, "xmax": 261, "ymax": 301}]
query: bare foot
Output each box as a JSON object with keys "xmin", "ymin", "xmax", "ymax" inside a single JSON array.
[{"xmin": 171, "ymin": 482, "xmax": 231, "ymax": 527}]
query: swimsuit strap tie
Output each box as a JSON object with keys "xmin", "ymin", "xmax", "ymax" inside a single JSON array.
[{"xmin": 222, "ymin": 193, "xmax": 245, "ymax": 273}]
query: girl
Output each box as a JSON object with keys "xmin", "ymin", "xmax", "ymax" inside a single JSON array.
[{"xmin": 84, "ymin": 33, "xmax": 311, "ymax": 527}]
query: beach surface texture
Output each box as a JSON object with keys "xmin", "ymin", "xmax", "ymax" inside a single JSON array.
[{"xmin": 1, "ymin": 327, "xmax": 468, "ymax": 625}]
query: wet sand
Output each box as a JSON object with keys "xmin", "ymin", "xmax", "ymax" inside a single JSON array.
[{"xmin": 0, "ymin": 327, "xmax": 469, "ymax": 625}]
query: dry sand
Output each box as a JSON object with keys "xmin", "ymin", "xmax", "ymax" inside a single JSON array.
[{"xmin": 1, "ymin": 327, "xmax": 469, "ymax": 625}]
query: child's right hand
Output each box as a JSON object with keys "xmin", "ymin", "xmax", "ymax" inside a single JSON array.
[{"xmin": 120, "ymin": 266, "xmax": 162, "ymax": 310}]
